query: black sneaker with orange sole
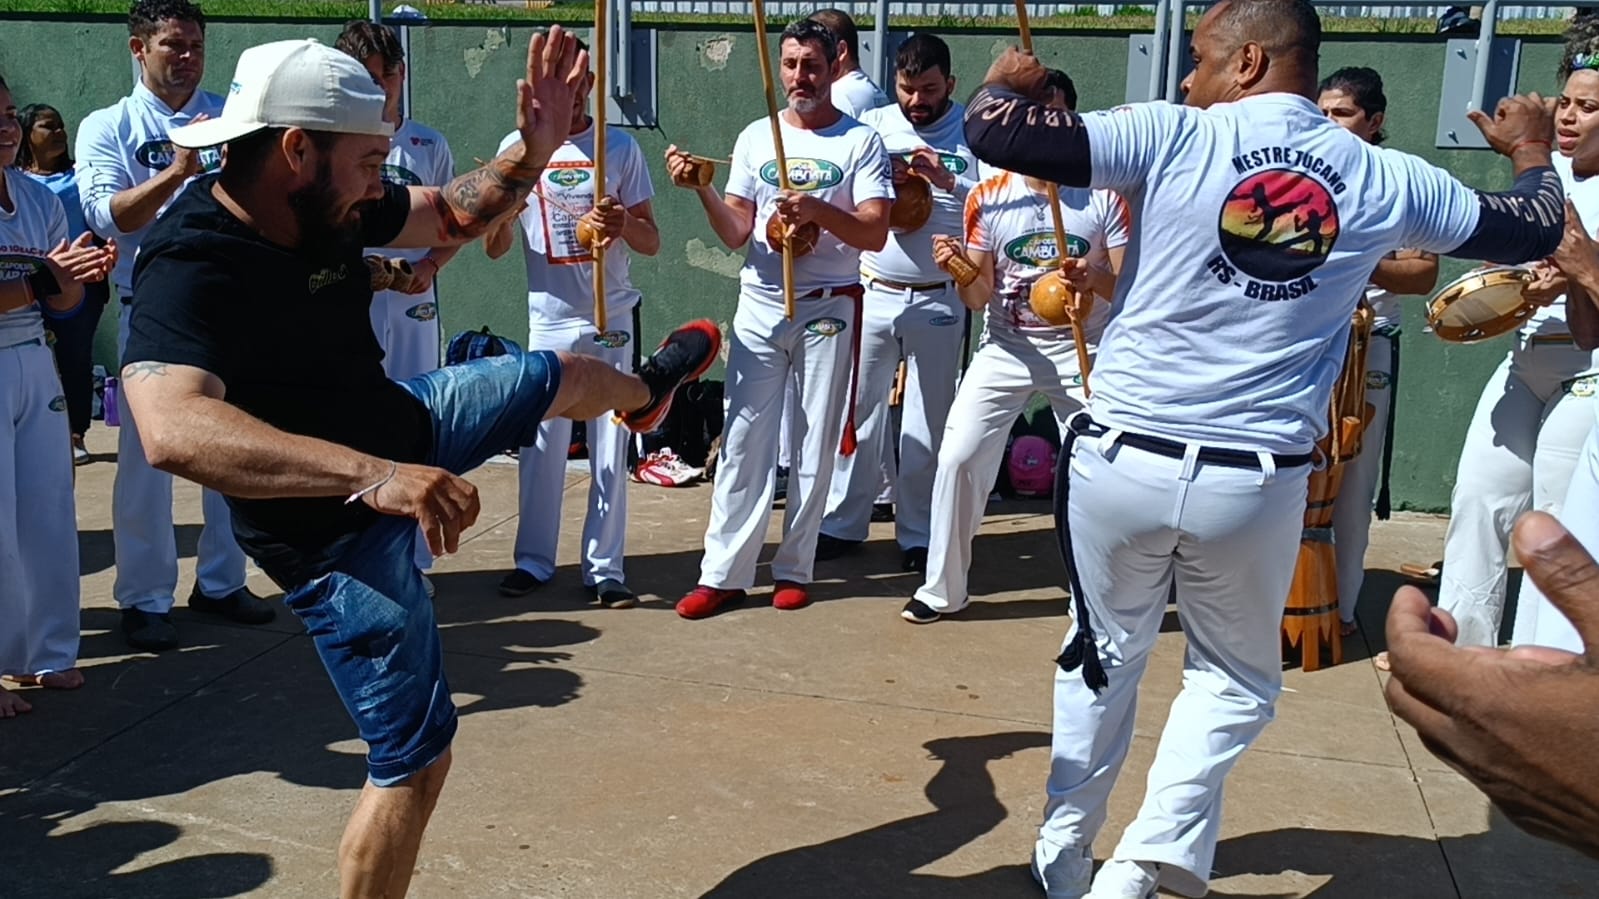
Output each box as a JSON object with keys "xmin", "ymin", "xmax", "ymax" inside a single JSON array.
[{"xmin": 616, "ymin": 319, "xmax": 722, "ymax": 434}]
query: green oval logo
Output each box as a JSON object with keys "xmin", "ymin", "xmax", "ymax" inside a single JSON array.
[
  {"xmin": 48, "ymin": 395, "xmax": 67, "ymax": 412},
  {"xmin": 548, "ymin": 169, "xmax": 592, "ymax": 188},
  {"xmin": 405, "ymin": 302, "xmax": 437, "ymax": 322},
  {"xmin": 760, "ymin": 158, "xmax": 844, "ymax": 191},
  {"xmin": 1004, "ymin": 231, "xmax": 1090, "ymax": 267},
  {"xmin": 592, "ymin": 330, "xmax": 631, "ymax": 348},
  {"xmin": 805, "ymin": 316, "xmax": 847, "ymax": 338},
  {"xmin": 381, "ymin": 164, "xmax": 423, "ymax": 186}
]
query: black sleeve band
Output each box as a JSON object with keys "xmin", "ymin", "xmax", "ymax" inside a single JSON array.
[
  {"xmin": 1447, "ymin": 165, "xmax": 1564, "ymax": 264},
  {"xmin": 26, "ymin": 265, "xmax": 60, "ymax": 300},
  {"xmin": 963, "ymin": 85, "xmax": 1094, "ymax": 188}
]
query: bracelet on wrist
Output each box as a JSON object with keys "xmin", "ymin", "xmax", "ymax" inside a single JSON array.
[{"xmin": 346, "ymin": 460, "xmax": 399, "ymax": 505}]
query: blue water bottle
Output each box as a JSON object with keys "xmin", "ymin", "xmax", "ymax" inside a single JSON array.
[{"xmin": 104, "ymin": 377, "xmax": 120, "ymax": 427}]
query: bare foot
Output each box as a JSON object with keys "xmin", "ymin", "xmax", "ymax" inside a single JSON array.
[
  {"xmin": 6, "ymin": 669, "xmax": 84, "ymax": 689},
  {"xmin": 0, "ymin": 685, "xmax": 33, "ymax": 717},
  {"xmin": 1341, "ymin": 619, "xmax": 1359, "ymax": 637},
  {"xmin": 1374, "ymin": 651, "xmax": 1391, "ymax": 672}
]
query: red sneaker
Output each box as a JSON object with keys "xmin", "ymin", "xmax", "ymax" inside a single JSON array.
[
  {"xmin": 617, "ymin": 319, "xmax": 722, "ymax": 434},
  {"xmin": 676, "ymin": 585, "xmax": 745, "ymax": 620},
  {"xmin": 772, "ymin": 580, "xmax": 810, "ymax": 611}
]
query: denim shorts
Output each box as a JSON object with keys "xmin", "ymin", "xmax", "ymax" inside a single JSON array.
[{"xmin": 283, "ymin": 350, "xmax": 563, "ymax": 786}]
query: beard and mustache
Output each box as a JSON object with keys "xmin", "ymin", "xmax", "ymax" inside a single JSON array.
[
  {"xmin": 904, "ymin": 98, "xmax": 951, "ymax": 125},
  {"xmin": 286, "ymin": 159, "xmax": 373, "ymax": 255}
]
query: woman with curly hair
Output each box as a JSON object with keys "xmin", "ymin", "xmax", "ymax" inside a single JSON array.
[{"xmin": 1437, "ymin": 21, "xmax": 1599, "ymax": 652}]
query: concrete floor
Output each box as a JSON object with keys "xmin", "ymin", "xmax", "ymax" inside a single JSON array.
[{"xmin": 4, "ymin": 428, "xmax": 1597, "ymax": 898}]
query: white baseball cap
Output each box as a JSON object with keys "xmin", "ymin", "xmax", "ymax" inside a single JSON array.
[{"xmin": 169, "ymin": 38, "xmax": 394, "ymax": 149}]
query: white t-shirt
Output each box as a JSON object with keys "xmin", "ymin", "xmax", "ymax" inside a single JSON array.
[
  {"xmin": 1080, "ymin": 92, "xmax": 1483, "ymax": 454},
  {"xmin": 832, "ymin": 69, "xmax": 890, "ymax": 119},
  {"xmin": 0, "ymin": 172, "xmax": 70, "ymax": 346},
  {"xmin": 725, "ymin": 113, "xmax": 893, "ymax": 299},
  {"xmin": 499, "ymin": 123, "xmax": 654, "ymax": 323},
  {"xmin": 367, "ymin": 119, "xmax": 455, "ymax": 269},
  {"xmin": 859, "ymin": 101, "xmax": 980, "ymax": 284},
  {"xmin": 964, "ymin": 171, "xmax": 1128, "ymax": 345}
]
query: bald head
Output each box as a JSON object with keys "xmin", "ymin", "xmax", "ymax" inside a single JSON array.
[{"xmin": 1182, "ymin": 0, "xmax": 1322, "ymax": 107}]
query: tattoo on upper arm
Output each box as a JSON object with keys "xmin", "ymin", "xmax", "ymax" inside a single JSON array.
[{"xmin": 122, "ymin": 361, "xmax": 170, "ymax": 380}]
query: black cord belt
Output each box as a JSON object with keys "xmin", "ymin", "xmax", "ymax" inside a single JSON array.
[{"xmin": 1068, "ymin": 413, "xmax": 1313, "ymax": 470}]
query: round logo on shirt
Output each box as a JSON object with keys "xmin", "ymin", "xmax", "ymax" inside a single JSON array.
[
  {"xmin": 548, "ymin": 168, "xmax": 592, "ymax": 188},
  {"xmin": 805, "ymin": 317, "xmax": 848, "ymax": 338},
  {"xmin": 1218, "ymin": 169, "xmax": 1340, "ymax": 282},
  {"xmin": 760, "ymin": 159, "xmax": 844, "ymax": 191},
  {"xmin": 382, "ymin": 164, "xmax": 423, "ymax": 186},
  {"xmin": 1005, "ymin": 232, "xmax": 1090, "ymax": 268},
  {"xmin": 405, "ymin": 302, "xmax": 437, "ymax": 322}
]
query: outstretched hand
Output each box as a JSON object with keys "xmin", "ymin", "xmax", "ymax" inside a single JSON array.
[
  {"xmin": 516, "ymin": 25, "xmax": 590, "ymax": 170},
  {"xmin": 1468, "ymin": 93, "xmax": 1555, "ymax": 161},
  {"xmin": 1385, "ymin": 510, "xmax": 1599, "ymax": 859}
]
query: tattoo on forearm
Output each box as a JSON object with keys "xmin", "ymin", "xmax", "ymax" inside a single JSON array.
[
  {"xmin": 437, "ymin": 147, "xmax": 546, "ymax": 242},
  {"xmin": 123, "ymin": 361, "xmax": 170, "ymax": 380}
]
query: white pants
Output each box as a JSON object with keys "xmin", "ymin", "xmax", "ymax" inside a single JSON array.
[
  {"xmin": 915, "ymin": 334, "xmax": 1086, "ymax": 612},
  {"xmin": 1512, "ymin": 416, "xmax": 1599, "ymax": 653},
  {"xmin": 1438, "ymin": 340, "xmax": 1594, "ymax": 647},
  {"xmin": 371, "ymin": 285, "xmax": 442, "ymax": 572},
  {"xmin": 700, "ymin": 290, "xmax": 857, "ymax": 589},
  {"xmin": 1330, "ymin": 331, "xmax": 1396, "ymax": 625},
  {"xmin": 512, "ymin": 317, "xmax": 632, "ymax": 585},
  {"xmin": 822, "ymin": 279, "xmax": 964, "ymax": 548},
  {"xmin": 0, "ymin": 340, "xmax": 80, "ymax": 676},
  {"xmin": 114, "ymin": 303, "xmax": 246, "ymax": 613},
  {"xmin": 1037, "ymin": 431, "xmax": 1309, "ymax": 898}
]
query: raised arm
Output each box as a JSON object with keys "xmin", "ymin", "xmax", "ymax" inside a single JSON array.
[
  {"xmin": 386, "ymin": 27, "xmax": 589, "ymax": 250},
  {"xmin": 962, "ymin": 50, "xmax": 1095, "ymax": 189},
  {"xmin": 1430, "ymin": 95, "xmax": 1564, "ymax": 265},
  {"xmin": 121, "ymin": 362, "xmax": 481, "ymax": 554}
]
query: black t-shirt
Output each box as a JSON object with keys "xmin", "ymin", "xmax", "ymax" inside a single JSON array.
[{"xmin": 122, "ymin": 174, "xmax": 434, "ymax": 589}]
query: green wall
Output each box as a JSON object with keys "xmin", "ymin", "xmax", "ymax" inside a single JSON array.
[{"xmin": 0, "ymin": 17, "xmax": 1570, "ymax": 511}]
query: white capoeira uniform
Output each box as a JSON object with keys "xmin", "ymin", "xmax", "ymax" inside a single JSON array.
[
  {"xmin": 820, "ymin": 100, "xmax": 979, "ymax": 550},
  {"xmin": 980, "ymin": 93, "xmax": 1491, "ymax": 898},
  {"xmin": 698, "ymin": 113, "xmax": 892, "ymax": 591},
  {"xmin": 775, "ymin": 69, "xmax": 892, "ymax": 477},
  {"xmin": 76, "ymin": 81, "xmax": 247, "ymax": 614},
  {"xmin": 1438, "ymin": 152, "xmax": 1599, "ymax": 648},
  {"xmin": 365, "ymin": 118, "xmax": 454, "ymax": 572},
  {"xmin": 830, "ymin": 68, "xmax": 891, "ymax": 120},
  {"xmin": 0, "ymin": 172, "xmax": 81, "ymax": 679},
  {"xmin": 913, "ymin": 172, "xmax": 1127, "ymax": 614},
  {"xmin": 500, "ymin": 122, "xmax": 653, "ymax": 587},
  {"xmin": 1330, "ymin": 282, "xmax": 1403, "ymax": 627},
  {"xmin": 1513, "ymin": 383, "xmax": 1599, "ymax": 653}
]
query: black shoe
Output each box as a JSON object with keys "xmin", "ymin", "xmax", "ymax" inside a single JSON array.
[
  {"xmin": 499, "ymin": 568, "xmax": 546, "ymax": 597},
  {"xmin": 121, "ymin": 608, "xmax": 179, "ymax": 651},
  {"xmin": 901, "ymin": 547, "xmax": 928, "ymax": 573},
  {"xmin": 618, "ymin": 320, "xmax": 722, "ymax": 433},
  {"xmin": 187, "ymin": 585, "xmax": 276, "ymax": 625},
  {"xmin": 871, "ymin": 503, "xmax": 895, "ymax": 523},
  {"xmin": 901, "ymin": 599, "xmax": 940, "ymax": 624},
  {"xmin": 814, "ymin": 533, "xmax": 863, "ymax": 561},
  {"xmin": 589, "ymin": 578, "xmax": 638, "ymax": 609}
]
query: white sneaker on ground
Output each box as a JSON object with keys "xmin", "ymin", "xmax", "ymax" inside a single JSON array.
[
  {"xmin": 1031, "ymin": 841, "xmax": 1093, "ymax": 899},
  {"xmin": 1085, "ymin": 858, "xmax": 1159, "ymax": 898}
]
